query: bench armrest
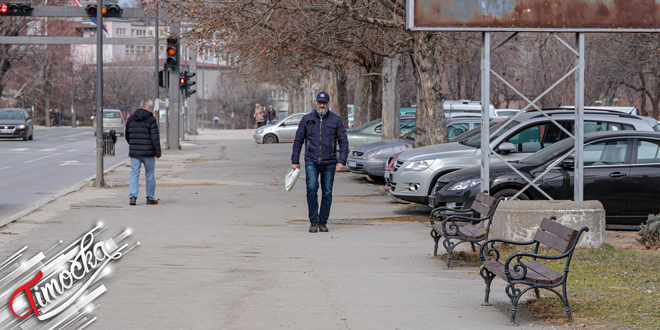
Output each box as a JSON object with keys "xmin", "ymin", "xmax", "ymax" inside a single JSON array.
[
  {"xmin": 503, "ymin": 251, "xmax": 570, "ymax": 282},
  {"xmin": 478, "ymin": 238, "xmax": 536, "ymax": 262},
  {"xmin": 429, "ymin": 208, "xmax": 472, "ymax": 224}
]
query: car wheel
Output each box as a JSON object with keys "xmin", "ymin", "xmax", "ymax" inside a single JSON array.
[
  {"xmin": 493, "ymin": 188, "xmax": 530, "ymax": 201},
  {"xmin": 263, "ymin": 134, "xmax": 278, "ymax": 144},
  {"xmin": 22, "ymin": 134, "xmax": 28, "ymax": 141},
  {"xmin": 28, "ymin": 132, "xmax": 33, "ymax": 140}
]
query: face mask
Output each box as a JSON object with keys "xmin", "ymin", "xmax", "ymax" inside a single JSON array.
[{"xmin": 316, "ymin": 109, "xmax": 328, "ymax": 118}]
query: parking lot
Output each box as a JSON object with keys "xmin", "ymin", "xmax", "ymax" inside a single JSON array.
[{"xmin": 0, "ymin": 130, "xmax": 565, "ymax": 329}]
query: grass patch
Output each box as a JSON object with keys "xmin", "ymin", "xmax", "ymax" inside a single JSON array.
[{"xmin": 497, "ymin": 243, "xmax": 660, "ymax": 329}]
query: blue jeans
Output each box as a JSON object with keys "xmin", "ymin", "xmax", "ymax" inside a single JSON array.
[
  {"xmin": 267, "ymin": 119, "xmax": 274, "ymax": 125},
  {"xmin": 305, "ymin": 163, "xmax": 336, "ymax": 224},
  {"xmin": 129, "ymin": 157, "xmax": 156, "ymax": 200}
]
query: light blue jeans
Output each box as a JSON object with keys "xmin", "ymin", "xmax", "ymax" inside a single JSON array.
[{"xmin": 129, "ymin": 157, "xmax": 156, "ymax": 200}]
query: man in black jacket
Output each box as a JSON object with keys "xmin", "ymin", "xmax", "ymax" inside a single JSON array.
[
  {"xmin": 291, "ymin": 92, "xmax": 349, "ymax": 233},
  {"xmin": 125, "ymin": 99, "xmax": 161, "ymax": 205}
]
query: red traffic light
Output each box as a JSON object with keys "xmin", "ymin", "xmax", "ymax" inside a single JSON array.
[
  {"xmin": 167, "ymin": 38, "xmax": 178, "ymax": 46},
  {"xmin": 0, "ymin": 3, "xmax": 32, "ymax": 15},
  {"xmin": 0, "ymin": 4, "xmax": 7, "ymax": 13},
  {"xmin": 180, "ymin": 78, "xmax": 185, "ymax": 85},
  {"xmin": 87, "ymin": 5, "xmax": 97, "ymax": 15}
]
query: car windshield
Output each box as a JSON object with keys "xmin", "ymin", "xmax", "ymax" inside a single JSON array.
[
  {"xmin": 519, "ymin": 137, "xmax": 575, "ymax": 164},
  {"xmin": 103, "ymin": 111, "xmax": 121, "ymax": 118},
  {"xmin": 461, "ymin": 120, "xmax": 520, "ymax": 147},
  {"xmin": 0, "ymin": 110, "xmax": 25, "ymax": 119},
  {"xmin": 351, "ymin": 119, "xmax": 381, "ymax": 131}
]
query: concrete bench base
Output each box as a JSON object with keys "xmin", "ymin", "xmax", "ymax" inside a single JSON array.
[{"xmin": 490, "ymin": 200, "xmax": 605, "ymax": 248}]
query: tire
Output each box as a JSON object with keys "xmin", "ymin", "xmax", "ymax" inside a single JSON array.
[
  {"xmin": 263, "ymin": 134, "xmax": 278, "ymax": 144},
  {"xmin": 493, "ymin": 188, "xmax": 530, "ymax": 201},
  {"xmin": 22, "ymin": 134, "xmax": 28, "ymax": 141},
  {"xmin": 28, "ymin": 132, "xmax": 33, "ymax": 140}
]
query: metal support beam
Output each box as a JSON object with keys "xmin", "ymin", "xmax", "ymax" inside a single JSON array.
[
  {"xmin": 31, "ymin": 6, "xmax": 166, "ymax": 18},
  {"xmin": 480, "ymin": 32, "xmax": 490, "ymax": 194},
  {"xmin": 94, "ymin": 0, "xmax": 104, "ymax": 187},
  {"xmin": 574, "ymin": 33, "xmax": 585, "ymax": 201},
  {"xmin": 0, "ymin": 37, "xmax": 167, "ymax": 45}
]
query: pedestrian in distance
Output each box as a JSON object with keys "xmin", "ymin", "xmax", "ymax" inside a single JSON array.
[
  {"xmin": 291, "ymin": 92, "xmax": 349, "ymax": 233},
  {"xmin": 49, "ymin": 109, "xmax": 54, "ymax": 126},
  {"xmin": 125, "ymin": 99, "xmax": 161, "ymax": 206},
  {"xmin": 254, "ymin": 104, "xmax": 266, "ymax": 128},
  {"xmin": 267, "ymin": 105, "xmax": 276, "ymax": 125},
  {"xmin": 214, "ymin": 116, "xmax": 220, "ymax": 130},
  {"xmin": 54, "ymin": 109, "xmax": 62, "ymax": 127}
]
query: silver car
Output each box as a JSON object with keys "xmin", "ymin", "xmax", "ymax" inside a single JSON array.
[
  {"xmin": 347, "ymin": 116, "xmax": 487, "ymax": 178},
  {"xmin": 254, "ymin": 113, "xmax": 306, "ymax": 144},
  {"xmin": 93, "ymin": 109, "xmax": 125, "ymax": 136},
  {"xmin": 388, "ymin": 109, "xmax": 660, "ymax": 205}
]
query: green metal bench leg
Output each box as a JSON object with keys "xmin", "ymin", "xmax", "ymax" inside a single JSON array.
[
  {"xmin": 506, "ymin": 283, "xmax": 522, "ymax": 326},
  {"xmin": 442, "ymin": 238, "xmax": 456, "ymax": 269},
  {"xmin": 430, "ymin": 229, "xmax": 441, "ymax": 257},
  {"xmin": 471, "ymin": 242, "xmax": 477, "ymax": 252},
  {"xmin": 480, "ymin": 266, "xmax": 495, "ymax": 306}
]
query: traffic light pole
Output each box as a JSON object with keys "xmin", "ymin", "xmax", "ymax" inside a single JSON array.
[
  {"xmin": 94, "ymin": 0, "xmax": 105, "ymax": 187},
  {"xmin": 167, "ymin": 22, "xmax": 181, "ymax": 150},
  {"xmin": 188, "ymin": 45, "xmax": 198, "ymax": 135},
  {"xmin": 154, "ymin": 4, "xmax": 159, "ymax": 100}
]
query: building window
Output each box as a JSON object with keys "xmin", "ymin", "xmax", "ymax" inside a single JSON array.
[
  {"xmin": 116, "ymin": 28, "xmax": 126, "ymax": 36},
  {"xmin": 132, "ymin": 29, "xmax": 146, "ymax": 37},
  {"xmin": 126, "ymin": 45, "xmax": 135, "ymax": 54},
  {"xmin": 136, "ymin": 45, "xmax": 147, "ymax": 54}
]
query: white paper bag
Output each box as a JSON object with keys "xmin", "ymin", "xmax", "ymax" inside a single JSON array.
[{"xmin": 285, "ymin": 167, "xmax": 300, "ymax": 191}]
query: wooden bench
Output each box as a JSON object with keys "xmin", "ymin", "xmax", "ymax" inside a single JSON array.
[
  {"xmin": 429, "ymin": 192, "xmax": 504, "ymax": 269},
  {"xmin": 479, "ymin": 216, "xmax": 589, "ymax": 325}
]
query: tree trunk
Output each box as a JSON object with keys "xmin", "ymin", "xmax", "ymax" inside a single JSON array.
[
  {"xmin": 381, "ymin": 54, "xmax": 402, "ymax": 140},
  {"xmin": 411, "ymin": 32, "xmax": 447, "ymax": 148},
  {"xmin": 368, "ymin": 57, "xmax": 383, "ymax": 121},
  {"xmin": 44, "ymin": 81, "xmax": 51, "ymax": 127},
  {"xmin": 641, "ymin": 91, "xmax": 648, "ymax": 117},
  {"xmin": 354, "ymin": 66, "xmax": 369, "ymax": 127},
  {"xmin": 335, "ymin": 67, "xmax": 349, "ymax": 127}
]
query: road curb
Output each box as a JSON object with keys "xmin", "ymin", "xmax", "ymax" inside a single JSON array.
[{"xmin": 0, "ymin": 157, "xmax": 130, "ymax": 228}]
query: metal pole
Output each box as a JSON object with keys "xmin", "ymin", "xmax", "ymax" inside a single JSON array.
[
  {"xmin": 480, "ymin": 32, "xmax": 490, "ymax": 194},
  {"xmin": 94, "ymin": 0, "xmax": 105, "ymax": 187},
  {"xmin": 31, "ymin": 54, "xmax": 35, "ymax": 117},
  {"xmin": 188, "ymin": 45, "xmax": 197, "ymax": 135},
  {"xmin": 202, "ymin": 57, "xmax": 205, "ymax": 130},
  {"xmin": 154, "ymin": 5, "xmax": 159, "ymax": 99},
  {"xmin": 574, "ymin": 33, "xmax": 585, "ymax": 201},
  {"xmin": 231, "ymin": 104, "xmax": 234, "ymax": 130},
  {"xmin": 71, "ymin": 61, "xmax": 76, "ymax": 128},
  {"xmin": 144, "ymin": 71, "xmax": 147, "ymax": 99}
]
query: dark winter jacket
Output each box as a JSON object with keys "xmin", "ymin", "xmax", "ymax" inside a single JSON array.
[
  {"xmin": 125, "ymin": 108, "xmax": 161, "ymax": 158},
  {"xmin": 291, "ymin": 110, "xmax": 348, "ymax": 165}
]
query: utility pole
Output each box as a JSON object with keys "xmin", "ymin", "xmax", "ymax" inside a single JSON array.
[
  {"xmin": 94, "ymin": 0, "xmax": 105, "ymax": 187},
  {"xmin": 154, "ymin": 4, "xmax": 159, "ymax": 100},
  {"xmin": 31, "ymin": 54, "xmax": 35, "ymax": 118},
  {"xmin": 71, "ymin": 61, "xmax": 76, "ymax": 128},
  {"xmin": 201, "ymin": 56, "xmax": 205, "ymax": 130}
]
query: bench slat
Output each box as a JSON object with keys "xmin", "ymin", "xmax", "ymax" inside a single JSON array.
[
  {"xmin": 482, "ymin": 259, "xmax": 562, "ymax": 284},
  {"xmin": 470, "ymin": 201, "xmax": 491, "ymax": 217},
  {"xmin": 539, "ymin": 217, "xmax": 578, "ymax": 242},
  {"xmin": 526, "ymin": 260, "xmax": 562, "ymax": 284},
  {"xmin": 534, "ymin": 230, "xmax": 571, "ymax": 253},
  {"xmin": 475, "ymin": 192, "xmax": 498, "ymax": 209}
]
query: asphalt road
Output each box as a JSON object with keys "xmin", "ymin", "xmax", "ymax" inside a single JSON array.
[{"xmin": 0, "ymin": 127, "xmax": 129, "ymax": 223}]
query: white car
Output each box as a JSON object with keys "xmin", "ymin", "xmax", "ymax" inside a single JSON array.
[{"xmin": 253, "ymin": 113, "xmax": 306, "ymax": 144}]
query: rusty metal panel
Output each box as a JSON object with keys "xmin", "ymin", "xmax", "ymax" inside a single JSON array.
[{"xmin": 408, "ymin": 0, "xmax": 660, "ymax": 32}]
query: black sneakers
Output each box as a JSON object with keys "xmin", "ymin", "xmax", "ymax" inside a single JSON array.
[
  {"xmin": 129, "ymin": 197, "xmax": 136, "ymax": 206},
  {"xmin": 146, "ymin": 198, "xmax": 158, "ymax": 205},
  {"xmin": 309, "ymin": 222, "xmax": 318, "ymax": 233},
  {"xmin": 318, "ymin": 223, "xmax": 328, "ymax": 232}
]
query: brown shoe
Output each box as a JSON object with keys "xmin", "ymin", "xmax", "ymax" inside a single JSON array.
[{"xmin": 146, "ymin": 198, "xmax": 158, "ymax": 205}]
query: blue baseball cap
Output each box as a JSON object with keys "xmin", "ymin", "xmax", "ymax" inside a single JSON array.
[{"xmin": 316, "ymin": 91, "xmax": 330, "ymax": 103}]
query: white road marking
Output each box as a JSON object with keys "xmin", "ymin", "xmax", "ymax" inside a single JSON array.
[
  {"xmin": 48, "ymin": 138, "xmax": 56, "ymax": 140},
  {"xmin": 38, "ymin": 148, "xmax": 57, "ymax": 152},
  {"xmin": 66, "ymin": 149, "xmax": 77, "ymax": 152},
  {"xmin": 9, "ymin": 148, "xmax": 29, "ymax": 152},
  {"xmin": 0, "ymin": 166, "xmax": 10, "ymax": 171},
  {"xmin": 59, "ymin": 160, "xmax": 94, "ymax": 166},
  {"xmin": 24, "ymin": 153, "xmax": 62, "ymax": 164},
  {"xmin": 68, "ymin": 132, "xmax": 91, "ymax": 137}
]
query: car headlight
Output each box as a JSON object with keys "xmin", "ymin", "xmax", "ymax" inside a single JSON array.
[
  {"xmin": 256, "ymin": 129, "xmax": 264, "ymax": 134},
  {"xmin": 448, "ymin": 179, "xmax": 481, "ymax": 191},
  {"xmin": 18, "ymin": 125, "xmax": 26, "ymax": 129},
  {"xmin": 363, "ymin": 149, "xmax": 379, "ymax": 159},
  {"xmin": 404, "ymin": 159, "xmax": 434, "ymax": 171}
]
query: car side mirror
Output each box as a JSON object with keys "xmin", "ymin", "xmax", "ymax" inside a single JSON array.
[
  {"xmin": 561, "ymin": 157, "xmax": 575, "ymax": 168},
  {"xmin": 497, "ymin": 142, "xmax": 517, "ymax": 155},
  {"xmin": 279, "ymin": 122, "xmax": 285, "ymax": 126},
  {"xmin": 27, "ymin": 116, "xmax": 32, "ymax": 120}
]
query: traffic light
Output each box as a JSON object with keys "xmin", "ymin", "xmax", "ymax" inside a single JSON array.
[
  {"xmin": 158, "ymin": 70, "xmax": 168, "ymax": 88},
  {"xmin": 85, "ymin": 4, "xmax": 122, "ymax": 17},
  {"xmin": 0, "ymin": 3, "xmax": 33, "ymax": 16},
  {"xmin": 180, "ymin": 71, "xmax": 196, "ymax": 98},
  {"xmin": 166, "ymin": 37, "xmax": 179, "ymax": 69}
]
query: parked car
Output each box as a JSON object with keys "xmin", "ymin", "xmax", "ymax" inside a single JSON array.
[
  {"xmin": 347, "ymin": 115, "xmax": 416, "ymax": 151},
  {"xmin": 253, "ymin": 112, "xmax": 306, "ymax": 144},
  {"xmin": 347, "ymin": 116, "xmax": 490, "ymax": 178},
  {"xmin": 387, "ymin": 109, "xmax": 660, "ymax": 205},
  {"xmin": 495, "ymin": 109, "xmax": 521, "ymax": 117},
  {"xmin": 92, "ymin": 109, "xmax": 125, "ymax": 136},
  {"xmin": 0, "ymin": 108, "xmax": 33, "ymax": 141},
  {"xmin": 429, "ymin": 130, "xmax": 660, "ymax": 226}
]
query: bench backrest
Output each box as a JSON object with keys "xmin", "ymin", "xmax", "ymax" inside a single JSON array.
[
  {"xmin": 533, "ymin": 217, "xmax": 579, "ymax": 253},
  {"xmin": 470, "ymin": 192, "xmax": 498, "ymax": 217}
]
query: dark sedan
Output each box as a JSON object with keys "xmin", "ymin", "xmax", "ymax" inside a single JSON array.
[
  {"xmin": 0, "ymin": 108, "xmax": 33, "ymax": 141},
  {"xmin": 429, "ymin": 131, "xmax": 660, "ymax": 226}
]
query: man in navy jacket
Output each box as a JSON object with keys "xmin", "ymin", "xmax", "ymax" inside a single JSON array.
[
  {"xmin": 125, "ymin": 99, "xmax": 161, "ymax": 206},
  {"xmin": 291, "ymin": 92, "xmax": 349, "ymax": 233}
]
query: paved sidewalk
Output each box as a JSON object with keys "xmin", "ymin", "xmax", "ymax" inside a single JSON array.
[{"xmin": 0, "ymin": 130, "xmax": 564, "ymax": 329}]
